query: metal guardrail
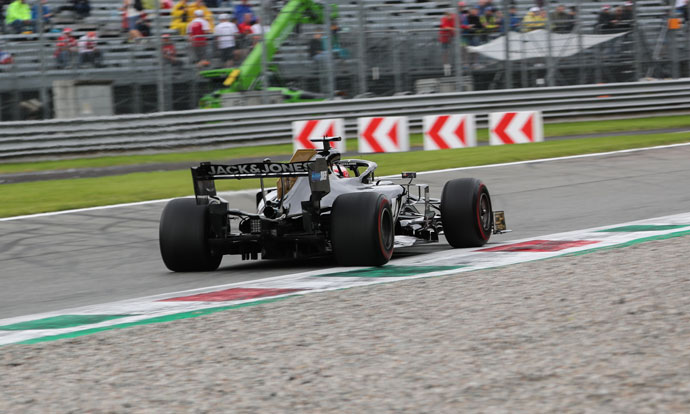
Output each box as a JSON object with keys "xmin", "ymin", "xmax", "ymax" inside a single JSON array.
[{"xmin": 2, "ymin": 79, "xmax": 690, "ymax": 159}]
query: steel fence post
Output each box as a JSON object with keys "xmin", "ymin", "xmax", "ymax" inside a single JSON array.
[
  {"xmin": 669, "ymin": 6, "xmax": 679, "ymax": 79},
  {"xmin": 155, "ymin": 0, "xmax": 165, "ymax": 112},
  {"xmin": 577, "ymin": 0, "xmax": 585, "ymax": 84},
  {"xmin": 545, "ymin": 0, "xmax": 555, "ymax": 86},
  {"xmin": 503, "ymin": 0, "xmax": 512, "ymax": 89},
  {"xmin": 632, "ymin": 0, "xmax": 642, "ymax": 80},
  {"xmin": 453, "ymin": 5, "xmax": 464, "ymax": 91},
  {"xmin": 129, "ymin": 41, "xmax": 142, "ymax": 113},
  {"xmin": 685, "ymin": 4, "xmax": 690, "ymax": 76},
  {"xmin": 392, "ymin": 31, "xmax": 402, "ymax": 93},
  {"xmin": 324, "ymin": 2, "xmax": 335, "ymax": 99},
  {"xmin": 520, "ymin": 28, "xmax": 527, "ymax": 87},
  {"xmin": 34, "ymin": 0, "xmax": 50, "ymax": 119},
  {"xmin": 357, "ymin": 0, "xmax": 367, "ymax": 95},
  {"xmin": 260, "ymin": 0, "xmax": 269, "ymax": 104}
]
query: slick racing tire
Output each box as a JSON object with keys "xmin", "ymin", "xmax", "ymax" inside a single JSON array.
[
  {"xmin": 331, "ymin": 192, "xmax": 394, "ymax": 266},
  {"xmin": 159, "ymin": 198, "xmax": 222, "ymax": 272},
  {"xmin": 441, "ymin": 178, "xmax": 492, "ymax": 248}
]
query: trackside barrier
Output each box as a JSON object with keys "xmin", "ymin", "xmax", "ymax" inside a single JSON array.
[
  {"xmin": 1, "ymin": 79, "xmax": 690, "ymax": 159},
  {"xmin": 292, "ymin": 119, "xmax": 346, "ymax": 153},
  {"xmin": 423, "ymin": 114, "xmax": 477, "ymax": 150},
  {"xmin": 489, "ymin": 111, "xmax": 544, "ymax": 145},
  {"xmin": 357, "ymin": 116, "xmax": 410, "ymax": 153}
]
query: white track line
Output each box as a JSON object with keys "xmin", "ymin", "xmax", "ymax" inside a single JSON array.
[{"xmin": 2, "ymin": 141, "xmax": 689, "ymax": 222}]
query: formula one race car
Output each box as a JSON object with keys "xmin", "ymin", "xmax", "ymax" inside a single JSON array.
[{"xmin": 159, "ymin": 137, "xmax": 507, "ymax": 272}]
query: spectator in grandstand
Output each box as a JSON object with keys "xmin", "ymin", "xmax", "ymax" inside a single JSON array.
[
  {"xmin": 477, "ymin": 0, "xmax": 492, "ymax": 16},
  {"xmin": 309, "ymin": 32, "xmax": 324, "ymax": 61},
  {"xmin": 122, "ymin": 0, "xmax": 143, "ymax": 32},
  {"xmin": 205, "ymin": 0, "xmax": 218, "ymax": 7},
  {"xmin": 5, "ymin": 0, "xmax": 33, "ymax": 34},
  {"xmin": 135, "ymin": 13, "xmax": 152, "ymax": 36},
  {"xmin": 250, "ymin": 17, "xmax": 269, "ymax": 45},
  {"xmin": 187, "ymin": 8, "xmax": 211, "ymax": 67},
  {"xmin": 54, "ymin": 27, "xmax": 77, "ymax": 68},
  {"xmin": 521, "ymin": 6, "xmax": 545, "ymax": 32},
  {"xmin": 551, "ymin": 4, "xmax": 573, "ymax": 33},
  {"xmin": 619, "ymin": 1, "xmax": 634, "ymax": 29},
  {"xmin": 161, "ymin": 33, "xmax": 183, "ymax": 66},
  {"xmin": 480, "ymin": 7, "xmax": 499, "ymax": 41},
  {"xmin": 234, "ymin": 0, "xmax": 254, "ymax": 24},
  {"xmin": 595, "ymin": 5, "xmax": 614, "ymax": 33},
  {"xmin": 0, "ymin": 42, "xmax": 13, "ymax": 65},
  {"xmin": 31, "ymin": 0, "xmax": 52, "ymax": 32},
  {"xmin": 77, "ymin": 31, "xmax": 104, "ymax": 67},
  {"xmin": 214, "ymin": 12, "xmax": 238, "ymax": 67},
  {"xmin": 494, "ymin": 9, "xmax": 504, "ymax": 33},
  {"xmin": 170, "ymin": 0, "xmax": 190, "ymax": 35},
  {"xmin": 189, "ymin": 0, "xmax": 214, "ymax": 30},
  {"xmin": 66, "ymin": 0, "xmax": 91, "ymax": 19},
  {"xmin": 508, "ymin": 5, "xmax": 521, "ymax": 32},
  {"xmin": 610, "ymin": 6, "xmax": 629, "ymax": 32},
  {"xmin": 238, "ymin": 11, "xmax": 253, "ymax": 34},
  {"xmin": 439, "ymin": 11, "xmax": 455, "ymax": 66},
  {"xmin": 465, "ymin": 7, "xmax": 483, "ymax": 45}
]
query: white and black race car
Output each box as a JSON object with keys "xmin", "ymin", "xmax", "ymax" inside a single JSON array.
[{"xmin": 159, "ymin": 137, "xmax": 507, "ymax": 272}]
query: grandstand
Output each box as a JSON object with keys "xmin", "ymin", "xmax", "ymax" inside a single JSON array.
[{"xmin": 0, "ymin": 0, "xmax": 685, "ymax": 120}]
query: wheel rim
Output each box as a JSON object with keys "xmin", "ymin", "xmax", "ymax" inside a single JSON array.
[
  {"xmin": 478, "ymin": 191, "xmax": 491, "ymax": 233},
  {"xmin": 380, "ymin": 208, "xmax": 394, "ymax": 251}
]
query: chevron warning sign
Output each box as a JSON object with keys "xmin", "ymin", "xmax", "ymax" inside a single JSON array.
[
  {"xmin": 423, "ymin": 114, "xmax": 476, "ymax": 150},
  {"xmin": 489, "ymin": 111, "xmax": 543, "ymax": 145},
  {"xmin": 357, "ymin": 116, "xmax": 409, "ymax": 153},
  {"xmin": 292, "ymin": 118, "xmax": 346, "ymax": 152}
]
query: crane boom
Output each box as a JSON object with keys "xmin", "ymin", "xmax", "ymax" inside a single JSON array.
[{"xmin": 200, "ymin": 0, "xmax": 333, "ymax": 108}]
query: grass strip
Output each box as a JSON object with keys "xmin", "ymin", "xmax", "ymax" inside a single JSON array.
[
  {"xmin": 2, "ymin": 132, "xmax": 689, "ymax": 218},
  {"xmin": 1, "ymin": 114, "xmax": 689, "ymax": 175}
]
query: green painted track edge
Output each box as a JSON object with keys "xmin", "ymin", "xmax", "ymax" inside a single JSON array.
[
  {"xmin": 10, "ymin": 229, "xmax": 690, "ymax": 346},
  {"xmin": 13, "ymin": 296, "xmax": 293, "ymax": 345},
  {"xmin": 563, "ymin": 229, "xmax": 690, "ymax": 257}
]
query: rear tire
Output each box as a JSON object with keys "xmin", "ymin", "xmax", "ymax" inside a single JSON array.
[
  {"xmin": 159, "ymin": 198, "xmax": 222, "ymax": 272},
  {"xmin": 331, "ymin": 192, "xmax": 394, "ymax": 266},
  {"xmin": 441, "ymin": 178, "xmax": 492, "ymax": 247}
]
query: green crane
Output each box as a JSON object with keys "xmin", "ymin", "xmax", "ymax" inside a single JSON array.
[{"xmin": 199, "ymin": 0, "xmax": 336, "ymax": 108}]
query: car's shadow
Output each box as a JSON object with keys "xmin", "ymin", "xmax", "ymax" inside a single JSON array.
[{"xmin": 207, "ymin": 242, "xmax": 453, "ymax": 273}]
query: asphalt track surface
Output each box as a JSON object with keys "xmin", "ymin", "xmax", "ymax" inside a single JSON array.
[{"xmin": 1, "ymin": 144, "xmax": 689, "ymax": 319}]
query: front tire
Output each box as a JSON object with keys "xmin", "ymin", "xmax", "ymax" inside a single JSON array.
[
  {"xmin": 441, "ymin": 178, "xmax": 492, "ymax": 247},
  {"xmin": 159, "ymin": 198, "xmax": 222, "ymax": 272},
  {"xmin": 331, "ymin": 192, "xmax": 394, "ymax": 266}
]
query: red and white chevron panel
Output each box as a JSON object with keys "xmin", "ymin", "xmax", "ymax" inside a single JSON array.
[
  {"xmin": 357, "ymin": 116, "xmax": 409, "ymax": 153},
  {"xmin": 423, "ymin": 114, "xmax": 476, "ymax": 150},
  {"xmin": 292, "ymin": 118, "xmax": 346, "ymax": 152},
  {"xmin": 489, "ymin": 111, "xmax": 543, "ymax": 145}
]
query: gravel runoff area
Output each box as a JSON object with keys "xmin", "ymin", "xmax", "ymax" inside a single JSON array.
[{"xmin": 2, "ymin": 235, "xmax": 689, "ymax": 413}]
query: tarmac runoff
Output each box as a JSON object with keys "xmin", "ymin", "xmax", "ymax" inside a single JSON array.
[{"xmin": 1, "ymin": 212, "xmax": 688, "ymax": 346}]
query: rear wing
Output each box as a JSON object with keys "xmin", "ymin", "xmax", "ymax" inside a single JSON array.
[{"xmin": 191, "ymin": 161, "xmax": 314, "ymax": 202}]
